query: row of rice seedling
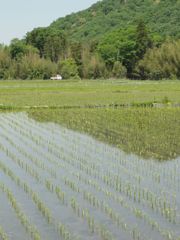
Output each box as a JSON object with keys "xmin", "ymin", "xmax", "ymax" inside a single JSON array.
[
  {"xmin": 0, "ymin": 183, "xmax": 41, "ymax": 240},
  {"xmin": 44, "ymin": 178, "xmax": 116, "ymax": 239},
  {"xmin": 72, "ymin": 171, "xmax": 179, "ymax": 238},
  {"xmin": 0, "ymin": 118, "xmax": 94, "ymax": 178},
  {"xmin": 2, "ymin": 115, "xmax": 179, "ymax": 234},
  {"xmin": 0, "ymin": 141, "xmax": 177, "ymax": 236},
  {"xmin": 0, "ymin": 124, "xmax": 176, "ymax": 228},
  {"xmin": 70, "ymin": 197, "xmax": 117, "ymax": 240},
  {"xmin": 0, "ymin": 160, "xmax": 81, "ymax": 240},
  {"xmin": 0, "ymin": 140, "xmax": 42, "ymax": 183},
  {"xmin": 3, "ymin": 114, "xmax": 103, "ymax": 172},
  {"xmin": 0, "ymin": 127, "xmax": 57, "ymax": 179},
  {"xmin": 0, "ymin": 114, "xmax": 141, "ymax": 238},
  {"xmin": 40, "ymin": 159, "xmax": 176, "ymax": 240},
  {"xmin": 0, "ymin": 112, "xmax": 179, "ymax": 240},
  {"xmin": 0, "ymin": 162, "xmax": 50, "ymax": 223},
  {"xmin": 0, "ymin": 142, "xmax": 83, "ymax": 239},
  {"xmin": 15, "ymin": 113, "xmax": 180, "ymax": 205}
]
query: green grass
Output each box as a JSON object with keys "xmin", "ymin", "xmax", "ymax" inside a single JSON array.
[
  {"xmin": 0, "ymin": 79, "xmax": 180, "ymax": 108},
  {"xmin": 1, "ymin": 79, "xmax": 180, "ymax": 160}
]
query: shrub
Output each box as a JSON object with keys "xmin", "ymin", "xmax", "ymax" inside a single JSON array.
[
  {"xmin": 112, "ymin": 61, "xmax": 127, "ymax": 78},
  {"xmin": 82, "ymin": 52, "xmax": 107, "ymax": 79},
  {"xmin": 15, "ymin": 53, "xmax": 57, "ymax": 79},
  {"xmin": 0, "ymin": 46, "xmax": 12, "ymax": 79},
  {"xmin": 135, "ymin": 40, "xmax": 180, "ymax": 79},
  {"xmin": 58, "ymin": 58, "xmax": 79, "ymax": 79}
]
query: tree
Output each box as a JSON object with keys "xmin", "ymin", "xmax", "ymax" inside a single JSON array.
[
  {"xmin": 98, "ymin": 26, "xmax": 137, "ymax": 75},
  {"xmin": 10, "ymin": 39, "xmax": 38, "ymax": 60},
  {"xmin": 69, "ymin": 42, "xmax": 83, "ymax": 68},
  {"xmin": 26, "ymin": 28, "xmax": 47, "ymax": 57},
  {"xmin": 44, "ymin": 30, "xmax": 67, "ymax": 62},
  {"xmin": 26, "ymin": 28, "xmax": 67, "ymax": 62},
  {"xmin": 135, "ymin": 20, "xmax": 152, "ymax": 61}
]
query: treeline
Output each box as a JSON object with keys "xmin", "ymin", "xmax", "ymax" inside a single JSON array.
[{"xmin": 0, "ymin": 21, "xmax": 180, "ymax": 80}]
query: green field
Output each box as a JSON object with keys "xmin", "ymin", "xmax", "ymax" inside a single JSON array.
[{"xmin": 0, "ymin": 79, "xmax": 180, "ymax": 160}]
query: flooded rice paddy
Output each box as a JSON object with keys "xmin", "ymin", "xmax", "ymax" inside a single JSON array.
[{"xmin": 0, "ymin": 112, "xmax": 179, "ymax": 240}]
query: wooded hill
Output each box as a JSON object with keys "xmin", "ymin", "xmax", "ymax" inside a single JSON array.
[{"xmin": 50, "ymin": 0, "xmax": 180, "ymax": 41}]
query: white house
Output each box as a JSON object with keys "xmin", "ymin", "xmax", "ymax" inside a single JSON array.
[{"xmin": 50, "ymin": 74, "xmax": 62, "ymax": 80}]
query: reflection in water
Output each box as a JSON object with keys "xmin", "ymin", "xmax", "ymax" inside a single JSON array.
[{"xmin": 0, "ymin": 112, "xmax": 179, "ymax": 240}]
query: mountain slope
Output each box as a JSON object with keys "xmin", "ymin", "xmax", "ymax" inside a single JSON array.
[{"xmin": 49, "ymin": 0, "xmax": 180, "ymax": 42}]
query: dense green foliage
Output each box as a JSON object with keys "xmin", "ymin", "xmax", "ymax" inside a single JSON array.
[
  {"xmin": 97, "ymin": 23, "xmax": 155, "ymax": 76},
  {"xmin": 26, "ymin": 28, "xmax": 67, "ymax": 62},
  {"xmin": 50, "ymin": 0, "xmax": 180, "ymax": 42},
  {"xmin": 98, "ymin": 27, "xmax": 137, "ymax": 69}
]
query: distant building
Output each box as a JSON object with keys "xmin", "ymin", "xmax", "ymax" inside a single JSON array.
[{"xmin": 50, "ymin": 74, "xmax": 62, "ymax": 80}]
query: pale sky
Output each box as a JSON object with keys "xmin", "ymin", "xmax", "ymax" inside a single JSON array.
[{"xmin": 0, "ymin": 0, "xmax": 98, "ymax": 45}]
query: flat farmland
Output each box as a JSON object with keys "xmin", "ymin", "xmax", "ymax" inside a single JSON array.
[
  {"xmin": 0, "ymin": 79, "xmax": 180, "ymax": 240},
  {"xmin": 0, "ymin": 79, "xmax": 180, "ymax": 108}
]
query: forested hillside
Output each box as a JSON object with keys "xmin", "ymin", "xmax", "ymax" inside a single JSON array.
[
  {"xmin": 0, "ymin": 0, "xmax": 180, "ymax": 80},
  {"xmin": 50, "ymin": 0, "xmax": 180, "ymax": 41}
]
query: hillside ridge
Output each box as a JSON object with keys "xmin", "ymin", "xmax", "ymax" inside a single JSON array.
[{"xmin": 48, "ymin": 0, "xmax": 180, "ymax": 42}]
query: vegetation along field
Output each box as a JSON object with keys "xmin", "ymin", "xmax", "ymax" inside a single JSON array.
[{"xmin": 0, "ymin": 79, "xmax": 180, "ymax": 240}]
